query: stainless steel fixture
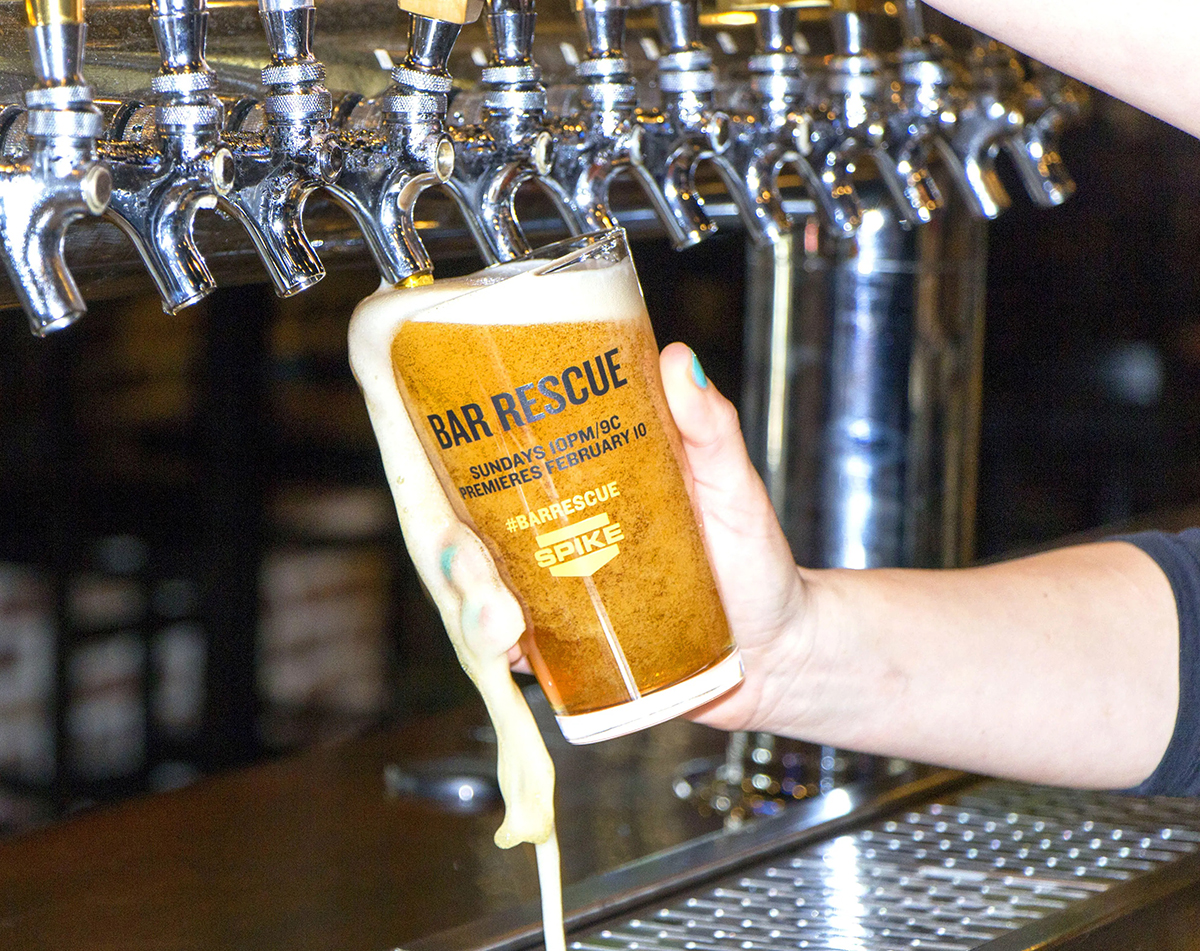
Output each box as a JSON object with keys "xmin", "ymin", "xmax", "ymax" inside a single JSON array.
[
  {"xmin": 438, "ymin": 0, "xmax": 583, "ymax": 262},
  {"xmin": 328, "ymin": 9, "xmax": 456, "ymax": 286},
  {"xmin": 0, "ymin": 0, "xmax": 1079, "ymax": 331},
  {"xmin": 721, "ymin": 3, "xmax": 862, "ymax": 238},
  {"xmin": 547, "ymin": 0, "xmax": 717, "ymax": 246},
  {"xmin": 219, "ymin": 0, "xmax": 344, "ymax": 296},
  {"xmin": 1, "ymin": 0, "xmax": 111, "ymax": 334},
  {"xmin": 740, "ymin": 1, "xmax": 1081, "ymax": 570},
  {"xmin": 99, "ymin": 0, "xmax": 234, "ymax": 315}
]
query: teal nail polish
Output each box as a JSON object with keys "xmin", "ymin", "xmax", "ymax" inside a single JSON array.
[
  {"xmin": 440, "ymin": 545, "xmax": 456, "ymax": 580},
  {"xmin": 690, "ymin": 350, "xmax": 708, "ymax": 389}
]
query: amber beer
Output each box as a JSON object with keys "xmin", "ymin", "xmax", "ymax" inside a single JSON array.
[{"xmin": 384, "ymin": 231, "xmax": 741, "ymax": 742}]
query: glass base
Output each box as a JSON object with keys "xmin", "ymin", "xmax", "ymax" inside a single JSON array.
[{"xmin": 555, "ymin": 649, "xmax": 744, "ymax": 745}]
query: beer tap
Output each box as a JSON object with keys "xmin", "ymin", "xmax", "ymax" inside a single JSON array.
[
  {"xmin": 99, "ymin": 0, "xmax": 236, "ymax": 315},
  {"xmin": 220, "ymin": 0, "xmax": 344, "ymax": 296},
  {"xmin": 438, "ymin": 0, "xmax": 581, "ymax": 263},
  {"xmin": 726, "ymin": 3, "xmax": 862, "ymax": 238},
  {"xmin": 932, "ymin": 28, "xmax": 1078, "ymax": 220},
  {"xmin": 887, "ymin": 1, "xmax": 1012, "ymax": 219},
  {"xmin": 820, "ymin": 0, "xmax": 942, "ymax": 226},
  {"xmin": 324, "ymin": 7, "xmax": 457, "ymax": 288},
  {"xmin": 635, "ymin": 0, "xmax": 740, "ymax": 244},
  {"xmin": 998, "ymin": 47, "xmax": 1080, "ymax": 210},
  {"xmin": 1, "ymin": 0, "xmax": 111, "ymax": 334},
  {"xmin": 546, "ymin": 0, "xmax": 717, "ymax": 247}
]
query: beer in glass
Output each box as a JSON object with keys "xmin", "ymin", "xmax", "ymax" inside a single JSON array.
[{"xmin": 353, "ymin": 229, "xmax": 741, "ymax": 743}]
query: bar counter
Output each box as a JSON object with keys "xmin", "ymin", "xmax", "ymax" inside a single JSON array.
[
  {"xmin": 10, "ymin": 498, "xmax": 1200, "ymax": 951},
  {"xmin": 10, "ymin": 682, "xmax": 1200, "ymax": 951},
  {"xmin": 0, "ymin": 690, "xmax": 733, "ymax": 950}
]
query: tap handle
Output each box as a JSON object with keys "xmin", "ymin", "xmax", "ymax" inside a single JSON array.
[
  {"xmin": 26, "ymin": 0, "xmax": 82, "ymax": 25},
  {"xmin": 26, "ymin": 0, "xmax": 86, "ymax": 86},
  {"xmin": 395, "ymin": 0, "xmax": 476, "ymax": 81},
  {"xmin": 398, "ymin": 0, "xmax": 483, "ymax": 24},
  {"xmin": 256, "ymin": 0, "xmax": 334, "ymax": 126},
  {"xmin": 259, "ymin": 0, "xmax": 318, "ymax": 67},
  {"xmin": 150, "ymin": 0, "xmax": 215, "ymax": 82},
  {"xmin": 637, "ymin": 0, "xmax": 703, "ymax": 54},
  {"xmin": 402, "ymin": 13, "xmax": 465, "ymax": 75},
  {"xmin": 830, "ymin": 11, "xmax": 866, "ymax": 56}
]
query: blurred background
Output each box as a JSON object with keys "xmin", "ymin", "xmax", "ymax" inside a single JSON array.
[{"xmin": 1, "ymin": 83, "xmax": 1198, "ymax": 839}]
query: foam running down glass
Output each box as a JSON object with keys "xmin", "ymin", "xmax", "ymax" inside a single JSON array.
[{"xmin": 385, "ymin": 228, "xmax": 741, "ymax": 743}]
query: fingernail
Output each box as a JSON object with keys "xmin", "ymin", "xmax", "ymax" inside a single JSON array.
[
  {"xmin": 690, "ymin": 350, "xmax": 708, "ymax": 389},
  {"xmin": 440, "ymin": 545, "xmax": 456, "ymax": 581}
]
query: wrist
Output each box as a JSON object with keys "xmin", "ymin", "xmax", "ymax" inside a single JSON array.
[{"xmin": 750, "ymin": 565, "xmax": 842, "ymax": 739}]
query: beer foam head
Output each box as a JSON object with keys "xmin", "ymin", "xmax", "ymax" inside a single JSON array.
[{"xmin": 357, "ymin": 254, "xmax": 645, "ymax": 329}]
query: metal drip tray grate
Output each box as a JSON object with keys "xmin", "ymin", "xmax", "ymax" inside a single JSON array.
[{"xmin": 570, "ymin": 782, "xmax": 1200, "ymax": 951}]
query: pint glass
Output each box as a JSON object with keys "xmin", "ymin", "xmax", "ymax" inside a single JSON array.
[{"xmin": 366, "ymin": 229, "xmax": 741, "ymax": 743}]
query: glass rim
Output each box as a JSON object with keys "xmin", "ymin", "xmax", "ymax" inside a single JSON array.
[
  {"xmin": 393, "ymin": 228, "xmax": 630, "ymax": 325},
  {"xmin": 521, "ymin": 228, "xmax": 628, "ymax": 278}
]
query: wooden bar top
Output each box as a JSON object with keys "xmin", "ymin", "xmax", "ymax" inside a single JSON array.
[{"xmin": 0, "ymin": 692, "xmax": 729, "ymax": 951}]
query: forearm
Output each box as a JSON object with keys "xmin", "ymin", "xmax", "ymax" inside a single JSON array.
[
  {"xmin": 925, "ymin": 0, "xmax": 1200, "ymax": 138},
  {"xmin": 792, "ymin": 541, "xmax": 1179, "ymax": 789}
]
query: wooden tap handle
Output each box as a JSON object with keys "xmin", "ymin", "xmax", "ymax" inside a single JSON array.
[
  {"xmin": 25, "ymin": 0, "xmax": 83, "ymax": 27},
  {"xmin": 397, "ymin": 0, "xmax": 482, "ymax": 25}
]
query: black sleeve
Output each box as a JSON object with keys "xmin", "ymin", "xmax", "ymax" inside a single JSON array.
[{"xmin": 1116, "ymin": 529, "xmax": 1200, "ymax": 796}]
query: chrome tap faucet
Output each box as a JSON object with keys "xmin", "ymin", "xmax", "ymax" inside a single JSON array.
[
  {"xmin": 1, "ymin": 0, "xmax": 111, "ymax": 335},
  {"xmin": 440, "ymin": 0, "xmax": 579, "ymax": 263},
  {"xmin": 1003, "ymin": 51, "xmax": 1081, "ymax": 210},
  {"xmin": 325, "ymin": 11, "xmax": 456, "ymax": 287},
  {"xmin": 936, "ymin": 31, "xmax": 1078, "ymax": 220},
  {"xmin": 220, "ymin": 0, "xmax": 344, "ymax": 296},
  {"xmin": 547, "ymin": 0, "xmax": 716, "ymax": 246},
  {"xmin": 635, "ymin": 0, "xmax": 731, "ymax": 245},
  {"xmin": 692, "ymin": 4, "xmax": 790, "ymax": 244},
  {"xmin": 888, "ymin": 5, "xmax": 1013, "ymax": 220},
  {"xmin": 821, "ymin": 3, "xmax": 942, "ymax": 226},
  {"xmin": 99, "ymin": 0, "xmax": 235, "ymax": 315},
  {"xmin": 727, "ymin": 4, "xmax": 862, "ymax": 238}
]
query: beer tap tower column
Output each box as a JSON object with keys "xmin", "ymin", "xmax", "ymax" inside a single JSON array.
[
  {"xmin": 0, "ymin": 0, "xmax": 111, "ymax": 334},
  {"xmin": 742, "ymin": 0, "xmax": 971, "ymax": 573}
]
